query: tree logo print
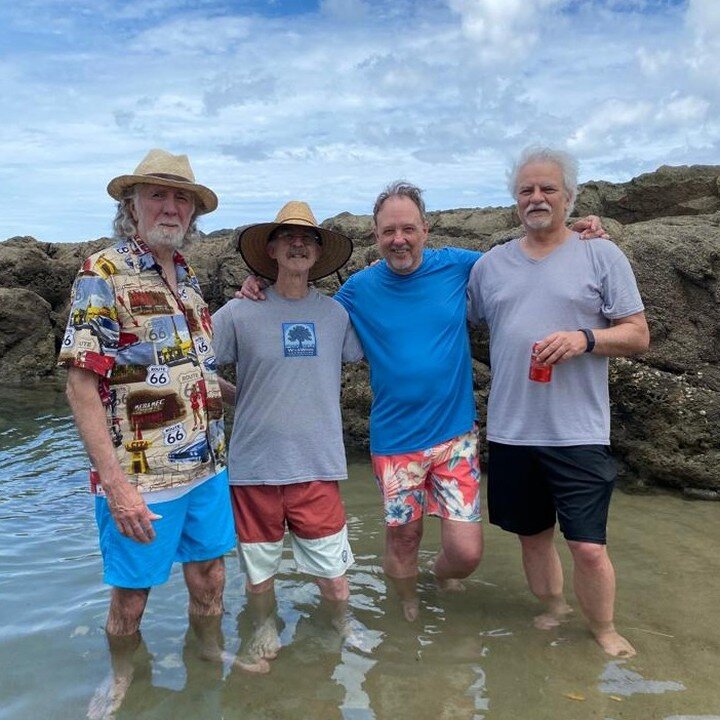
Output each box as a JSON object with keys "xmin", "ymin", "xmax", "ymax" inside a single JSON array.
[
  {"xmin": 282, "ymin": 322, "xmax": 317, "ymax": 357},
  {"xmin": 287, "ymin": 324, "xmax": 313, "ymax": 348}
]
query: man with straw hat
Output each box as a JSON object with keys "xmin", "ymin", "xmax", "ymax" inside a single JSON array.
[
  {"xmin": 212, "ymin": 200, "xmax": 363, "ymax": 671},
  {"xmin": 59, "ymin": 149, "xmax": 246, "ymax": 715}
]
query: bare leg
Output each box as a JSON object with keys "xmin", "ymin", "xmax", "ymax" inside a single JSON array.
[
  {"xmin": 235, "ymin": 577, "xmax": 279, "ymax": 673},
  {"xmin": 183, "ymin": 558, "xmax": 225, "ymax": 660},
  {"xmin": 518, "ymin": 529, "xmax": 573, "ymax": 629},
  {"xmin": 187, "ymin": 613, "xmax": 226, "ymax": 662},
  {"xmin": 184, "ymin": 557, "xmax": 267, "ymax": 672},
  {"xmin": 105, "ymin": 587, "xmax": 150, "ymax": 636},
  {"xmin": 88, "ymin": 588, "xmax": 149, "ymax": 719},
  {"xmin": 315, "ymin": 575, "xmax": 354, "ymax": 638},
  {"xmin": 567, "ymin": 541, "xmax": 636, "ymax": 657},
  {"xmin": 384, "ymin": 520, "xmax": 423, "ymax": 621},
  {"xmin": 431, "ymin": 519, "xmax": 483, "ymax": 591},
  {"xmin": 183, "ymin": 557, "xmax": 225, "ymax": 617}
]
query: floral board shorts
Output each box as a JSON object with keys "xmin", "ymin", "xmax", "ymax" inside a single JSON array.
[{"xmin": 371, "ymin": 427, "xmax": 482, "ymax": 526}]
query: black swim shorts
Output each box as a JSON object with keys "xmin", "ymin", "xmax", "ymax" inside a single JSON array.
[{"xmin": 487, "ymin": 442, "xmax": 617, "ymax": 544}]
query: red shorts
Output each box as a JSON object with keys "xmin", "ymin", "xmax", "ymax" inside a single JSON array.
[
  {"xmin": 229, "ymin": 481, "xmax": 353, "ymax": 584},
  {"xmin": 230, "ymin": 481, "xmax": 346, "ymax": 541}
]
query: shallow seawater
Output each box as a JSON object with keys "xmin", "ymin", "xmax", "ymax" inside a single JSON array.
[{"xmin": 1, "ymin": 387, "xmax": 719, "ymax": 720}]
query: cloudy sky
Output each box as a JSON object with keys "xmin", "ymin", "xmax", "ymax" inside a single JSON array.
[{"xmin": 1, "ymin": 0, "xmax": 718, "ymax": 242}]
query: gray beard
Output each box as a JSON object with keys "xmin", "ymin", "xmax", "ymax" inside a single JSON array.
[{"xmin": 145, "ymin": 225, "xmax": 185, "ymax": 251}]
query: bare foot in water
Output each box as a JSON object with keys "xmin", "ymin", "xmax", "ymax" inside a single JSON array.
[
  {"xmin": 199, "ymin": 647, "xmax": 270, "ymax": 674},
  {"xmin": 237, "ymin": 615, "xmax": 281, "ymax": 672},
  {"xmin": 436, "ymin": 577, "xmax": 466, "ymax": 592},
  {"xmin": 592, "ymin": 627, "xmax": 636, "ymax": 658},
  {"xmin": 87, "ymin": 672, "xmax": 132, "ymax": 720},
  {"xmin": 426, "ymin": 560, "xmax": 466, "ymax": 592},
  {"xmin": 533, "ymin": 597, "xmax": 573, "ymax": 630},
  {"xmin": 231, "ymin": 652, "xmax": 271, "ymax": 674},
  {"xmin": 330, "ymin": 611, "xmax": 371, "ymax": 652},
  {"xmin": 386, "ymin": 574, "xmax": 420, "ymax": 621},
  {"xmin": 401, "ymin": 598, "xmax": 420, "ymax": 622}
]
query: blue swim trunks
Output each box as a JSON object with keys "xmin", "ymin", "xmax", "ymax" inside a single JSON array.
[{"xmin": 95, "ymin": 469, "xmax": 235, "ymax": 589}]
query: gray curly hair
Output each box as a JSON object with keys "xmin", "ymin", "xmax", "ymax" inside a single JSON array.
[
  {"xmin": 507, "ymin": 146, "xmax": 579, "ymax": 219},
  {"xmin": 111, "ymin": 185, "xmax": 201, "ymax": 244}
]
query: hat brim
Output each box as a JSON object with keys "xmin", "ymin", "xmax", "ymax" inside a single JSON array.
[
  {"xmin": 238, "ymin": 222, "xmax": 353, "ymax": 282},
  {"xmin": 107, "ymin": 175, "xmax": 218, "ymax": 215}
]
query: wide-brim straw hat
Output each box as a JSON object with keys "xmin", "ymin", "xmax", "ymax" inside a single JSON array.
[
  {"xmin": 238, "ymin": 201, "xmax": 353, "ymax": 282},
  {"xmin": 107, "ymin": 148, "xmax": 218, "ymax": 214}
]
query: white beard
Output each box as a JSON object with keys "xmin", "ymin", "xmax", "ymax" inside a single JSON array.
[{"xmin": 145, "ymin": 225, "xmax": 186, "ymax": 251}]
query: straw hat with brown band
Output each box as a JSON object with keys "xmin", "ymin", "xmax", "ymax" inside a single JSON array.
[
  {"xmin": 238, "ymin": 201, "xmax": 354, "ymax": 282},
  {"xmin": 107, "ymin": 148, "xmax": 218, "ymax": 214}
]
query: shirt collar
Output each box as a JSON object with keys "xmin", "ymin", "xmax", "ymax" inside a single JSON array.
[{"xmin": 128, "ymin": 236, "xmax": 189, "ymax": 273}]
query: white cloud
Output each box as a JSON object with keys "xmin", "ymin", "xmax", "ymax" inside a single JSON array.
[
  {"xmin": 656, "ymin": 94, "xmax": 709, "ymax": 125},
  {"xmin": 1, "ymin": 0, "xmax": 719, "ymax": 242},
  {"xmin": 129, "ymin": 15, "xmax": 253, "ymax": 53},
  {"xmin": 567, "ymin": 100, "xmax": 653, "ymax": 154},
  {"xmin": 687, "ymin": 0, "xmax": 720, "ymax": 41},
  {"xmin": 447, "ymin": 0, "xmax": 568, "ymax": 62},
  {"xmin": 636, "ymin": 47, "xmax": 673, "ymax": 76}
]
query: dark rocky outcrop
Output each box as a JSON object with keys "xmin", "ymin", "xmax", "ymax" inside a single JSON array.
[
  {"xmin": 0, "ymin": 287, "xmax": 55, "ymax": 384},
  {"xmin": 1, "ymin": 165, "xmax": 718, "ymax": 495}
]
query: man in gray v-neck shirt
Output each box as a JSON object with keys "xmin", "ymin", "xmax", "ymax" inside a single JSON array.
[{"xmin": 468, "ymin": 146, "xmax": 649, "ymax": 658}]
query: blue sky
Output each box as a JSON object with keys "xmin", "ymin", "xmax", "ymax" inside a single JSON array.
[{"xmin": 1, "ymin": 0, "xmax": 717, "ymax": 242}]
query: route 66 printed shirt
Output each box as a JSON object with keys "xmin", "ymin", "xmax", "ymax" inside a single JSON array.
[{"xmin": 57, "ymin": 237, "xmax": 227, "ymax": 494}]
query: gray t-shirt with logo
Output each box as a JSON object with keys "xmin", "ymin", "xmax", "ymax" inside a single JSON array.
[
  {"xmin": 467, "ymin": 235, "xmax": 644, "ymax": 446},
  {"xmin": 212, "ymin": 287, "xmax": 364, "ymax": 485}
]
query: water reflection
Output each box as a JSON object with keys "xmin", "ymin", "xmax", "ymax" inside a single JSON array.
[{"xmin": 599, "ymin": 661, "xmax": 685, "ymax": 696}]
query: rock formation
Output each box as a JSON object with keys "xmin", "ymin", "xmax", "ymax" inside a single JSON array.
[{"xmin": 1, "ymin": 165, "xmax": 718, "ymax": 495}]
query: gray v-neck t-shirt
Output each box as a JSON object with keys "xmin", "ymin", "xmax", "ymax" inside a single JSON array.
[{"xmin": 467, "ymin": 235, "xmax": 644, "ymax": 446}]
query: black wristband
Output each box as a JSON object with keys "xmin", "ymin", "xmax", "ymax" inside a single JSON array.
[{"xmin": 579, "ymin": 328, "xmax": 595, "ymax": 353}]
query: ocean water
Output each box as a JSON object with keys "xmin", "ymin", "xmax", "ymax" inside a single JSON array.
[{"xmin": 1, "ymin": 386, "xmax": 719, "ymax": 720}]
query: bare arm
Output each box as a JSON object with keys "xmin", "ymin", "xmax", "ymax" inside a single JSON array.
[
  {"xmin": 537, "ymin": 311, "xmax": 650, "ymax": 365},
  {"xmin": 217, "ymin": 376, "xmax": 236, "ymax": 405},
  {"xmin": 66, "ymin": 366, "xmax": 160, "ymax": 543}
]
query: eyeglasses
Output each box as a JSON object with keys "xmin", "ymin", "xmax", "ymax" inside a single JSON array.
[{"xmin": 272, "ymin": 228, "xmax": 322, "ymax": 245}]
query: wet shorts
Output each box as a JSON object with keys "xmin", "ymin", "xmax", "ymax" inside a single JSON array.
[
  {"xmin": 95, "ymin": 469, "xmax": 236, "ymax": 589},
  {"xmin": 230, "ymin": 481, "xmax": 354, "ymax": 586},
  {"xmin": 487, "ymin": 442, "xmax": 617, "ymax": 544},
  {"xmin": 371, "ymin": 427, "xmax": 482, "ymax": 526}
]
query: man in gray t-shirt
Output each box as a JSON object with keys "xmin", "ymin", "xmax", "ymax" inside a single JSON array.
[
  {"xmin": 468, "ymin": 146, "xmax": 649, "ymax": 658},
  {"xmin": 212, "ymin": 201, "xmax": 363, "ymax": 672}
]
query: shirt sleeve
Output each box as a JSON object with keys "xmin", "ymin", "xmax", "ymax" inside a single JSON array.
[
  {"xmin": 600, "ymin": 248, "xmax": 645, "ymax": 320},
  {"xmin": 57, "ymin": 270, "xmax": 118, "ymax": 377},
  {"xmin": 341, "ymin": 319, "xmax": 364, "ymax": 363},
  {"xmin": 211, "ymin": 300, "xmax": 239, "ymax": 365},
  {"xmin": 466, "ymin": 256, "xmax": 486, "ymax": 326}
]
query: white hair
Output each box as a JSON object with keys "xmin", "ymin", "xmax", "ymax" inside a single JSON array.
[{"xmin": 507, "ymin": 146, "xmax": 579, "ymax": 218}]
